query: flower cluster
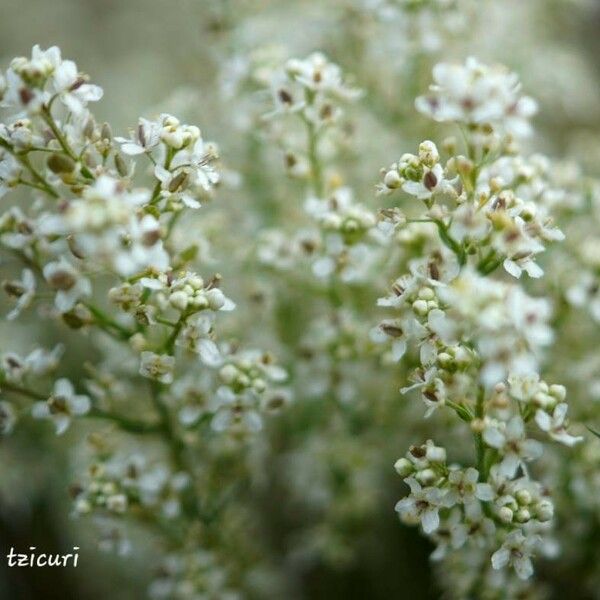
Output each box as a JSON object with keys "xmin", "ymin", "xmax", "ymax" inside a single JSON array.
[
  {"xmin": 382, "ymin": 60, "xmax": 583, "ymax": 593},
  {"xmin": 0, "ymin": 46, "xmax": 287, "ymax": 598}
]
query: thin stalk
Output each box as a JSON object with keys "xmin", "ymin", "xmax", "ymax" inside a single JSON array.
[
  {"xmin": 87, "ymin": 407, "xmax": 164, "ymax": 434},
  {"xmin": 0, "ymin": 380, "xmax": 46, "ymax": 401},
  {"xmin": 433, "ymin": 219, "xmax": 466, "ymax": 265},
  {"xmin": 0, "ymin": 138, "xmax": 59, "ymax": 198},
  {"xmin": 474, "ymin": 386, "xmax": 486, "ymax": 481},
  {"xmin": 41, "ymin": 106, "xmax": 94, "ymax": 180},
  {"xmin": 83, "ymin": 302, "xmax": 134, "ymax": 340},
  {"xmin": 149, "ymin": 382, "xmax": 202, "ymax": 521}
]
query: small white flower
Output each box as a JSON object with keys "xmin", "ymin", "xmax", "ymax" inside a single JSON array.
[
  {"xmin": 43, "ymin": 258, "xmax": 91, "ymax": 312},
  {"xmin": 32, "ymin": 378, "xmax": 90, "ymax": 435},
  {"xmin": 445, "ymin": 467, "xmax": 495, "ymax": 506},
  {"xmin": 210, "ymin": 386, "xmax": 262, "ymax": 433},
  {"xmin": 139, "ymin": 352, "xmax": 175, "ymax": 384},
  {"xmin": 25, "ymin": 344, "xmax": 64, "ymax": 375},
  {"xmin": 115, "ymin": 117, "xmax": 161, "ymax": 155},
  {"xmin": 483, "ymin": 416, "xmax": 543, "ymax": 477},
  {"xmin": 176, "ymin": 316, "xmax": 223, "ymax": 367},
  {"xmin": 430, "ymin": 509, "xmax": 469, "ymax": 561},
  {"xmin": 416, "ymin": 58, "xmax": 537, "ymax": 138},
  {"xmin": 4, "ymin": 268, "xmax": 36, "ymax": 320},
  {"xmin": 535, "ymin": 403, "xmax": 583, "ymax": 447},
  {"xmin": 49, "ymin": 53, "xmax": 103, "ymax": 115},
  {"xmin": 491, "ymin": 529, "xmax": 538, "ymax": 580},
  {"xmin": 395, "ymin": 477, "xmax": 448, "ymax": 534}
]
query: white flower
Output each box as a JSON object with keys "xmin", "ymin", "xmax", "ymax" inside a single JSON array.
[
  {"xmin": 491, "ymin": 529, "xmax": 538, "ymax": 580},
  {"xmin": 43, "ymin": 258, "xmax": 91, "ymax": 312},
  {"xmin": 285, "ymin": 52, "xmax": 361, "ymax": 101},
  {"xmin": 3, "ymin": 268, "xmax": 36, "ymax": 320},
  {"xmin": 25, "ymin": 344, "xmax": 64, "ymax": 375},
  {"xmin": 535, "ymin": 403, "xmax": 583, "ymax": 447},
  {"xmin": 154, "ymin": 166, "xmax": 200, "ymax": 209},
  {"xmin": 115, "ymin": 117, "xmax": 162, "ymax": 155},
  {"xmin": 395, "ymin": 477, "xmax": 448, "ymax": 533},
  {"xmin": 430, "ymin": 509, "xmax": 469, "ymax": 561},
  {"xmin": 114, "ymin": 214, "xmax": 169, "ymax": 277},
  {"xmin": 176, "ymin": 316, "xmax": 223, "ymax": 367},
  {"xmin": 445, "ymin": 467, "xmax": 495, "ymax": 506},
  {"xmin": 32, "ymin": 378, "xmax": 90, "ymax": 435},
  {"xmin": 416, "ymin": 58, "xmax": 537, "ymax": 137},
  {"xmin": 0, "ymin": 151, "xmax": 22, "ymax": 197},
  {"xmin": 170, "ymin": 137, "xmax": 220, "ymax": 192},
  {"xmin": 139, "ymin": 352, "xmax": 175, "ymax": 384},
  {"xmin": 1, "ymin": 352, "xmax": 27, "ymax": 381},
  {"xmin": 49, "ymin": 52, "xmax": 103, "ymax": 115},
  {"xmin": 209, "ymin": 386, "xmax": 262, "ymax": 433},
  {"xmin": 483, "ymin": 416, "xmax": 543, "ymax": 477}
]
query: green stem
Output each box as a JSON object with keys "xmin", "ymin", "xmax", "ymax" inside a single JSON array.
[
  {"xmin": 474, "ymin": 386, "xmax": 486, "ymax": 480},
  {"xmin": 41, "ymin": 106, "xmax": 94, "ymax": 180},
  {"xmin": 302, "ymin": 90, "xmax": 325, "ymax": 197},
  {"xmin": 150, "ymin": 147, "xmax": 174, "ymax": 204},
  {"xmin": 149, "ymin": 382, "xmax": 201, "ymax": 521},
  {"xmin": 87, "ymin": 407, "xmax": 164, "ymax": 434},
  {"xmin": 479, "ymin": 255, "xmax": 504, "ymax": 276},
  {"xmin": 83, "ymin": 302, "xmax": 134, "ymax": 340},
  {"xmin": 433, "ymin": 219, "xmax": 466, "ymax": 266},
  {"xmin": 0, "ymin": 138, "xmax": 59, "ymax": 198},
  {"xmin": 0, "ymin": 380, "xmax": 46, "ymax": 401},
  {"xmin": 162, "ymin": 313, "xmax": 186, "ymax": 354}
]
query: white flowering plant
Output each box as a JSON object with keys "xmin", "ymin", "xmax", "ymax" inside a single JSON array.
[{"xmin": 2, "ymin": 0, "xmax": 600, "ymax": 598}]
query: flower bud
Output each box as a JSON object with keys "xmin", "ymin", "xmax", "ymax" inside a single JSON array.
[
  {"xmin": 515, "ymin": 507, "xmax": 531, "ymax": 523},
  {"xmin": 114, "ymin": 153, "xmax": 129, "ymax": 177},
  {"xmin": 394, "ymin": 457, "xmax": 413, "ymax": 477},
  {"xmin": 470, "ymin": 418, "xmax": 485, "ymax": 434},
  {"xmin": 416, "ymin": 468, "xmax": 436, "ymax": 486},
  {"xmin": 100, "ymin": 122, "xmax": 112, "ymax": 142},
  {"xmin": 169, "ymin": 290, "xmax": 189, "ymax": 311},
  {"xmin": 412, "ymin": 299, "xmax": 429, "ymax": 316},
  {"xmin": 205, "ymin": 288, "xmax": 226, "ymax": 311},
  {"xmin": 129, "ymin": 333, "xmax": 146, "ymax": 353},
  {"xmin": 549, "ymin": 384, "xmax": 566, "ymax": 402},
  {"xmin": 219, "ymin": 364, "xmax": 238, "ymax": 385},
  {"xmin": 418, "ymin": 140, "xmax": 439, "ymax": 167},
  {"xmin": 498, "ymin": 506, "xmax": 513, "ymax": 523},
  {"xmin": 383, "ymin": 170, "xmax": 402, "ymax": 189},
  {"xmin": 425, "ymin": 445, "xmax": 446, "ymax": 463},
  {"xmin": 47, "ymin": 153, "xmax": 75, "ymax": 174},
  {"xmin": 441, "ymin": 137, "xmax": 457, "ymax": 156},
  {"xmin": 515, "ymin": 489, "xmax": 532, "ymax": 505},
  {"xmin": 536, "ymin": 499, "xmax": 554, "ymax": 522}
]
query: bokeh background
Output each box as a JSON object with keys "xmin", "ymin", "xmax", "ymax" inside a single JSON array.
[{"xmin": 2, "ymin": 1, "xmax": 600, "ymax": 598}]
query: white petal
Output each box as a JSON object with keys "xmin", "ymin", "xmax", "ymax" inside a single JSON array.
[
  {"xmin": 70, "ymin": 394, "xmax": 91, "ymax": 415},
  {"xmin": 421, "ymin": 509, "xmax": 440, "ymax": 534},
  {"xmin": 503, "ymin": 259, "xmax": 522, "ymax": 279},
  {"xmin": 54, "ymin": 378, "xmax": 74, "ymax": 398},
  {"xmin": 534, "ymin": 409, "xmax": 552, "ymax": 432},
  {"xmin": 514, "ymin": 556, "xmax": 534, "ymax": 580},
  {"xmin": 31, "ymin": 402, "xmax": 50, "ymax": 419},
  {"xmin": 483, "ymin": 427, "xmax": 505, "ymax": 449},
  {"xmin": 54, "ymin": 415, "xmax": 71, "ymax": 435},
  {"xmin": 491, "ymin": 547, "xmax": 510, "ymax": 570},
  {"xmin": 476, "ymin": 483, "xmax": 495, "ymax": 501},
  {"xmin": 198, "ymin": 339, "xmax": 222, "ymax": 367}
]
